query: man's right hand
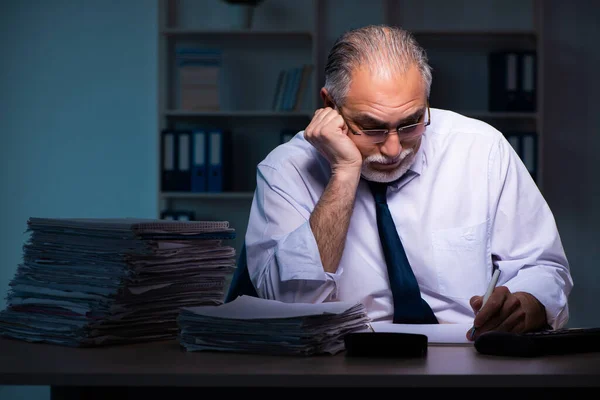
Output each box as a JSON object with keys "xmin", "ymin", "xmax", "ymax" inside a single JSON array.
[{"xmin": 304, "ymin": 107, "xmax": 363, "ymax": 176}]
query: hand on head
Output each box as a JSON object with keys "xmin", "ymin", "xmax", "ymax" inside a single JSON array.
[{"xmin": 304, "ymin": 107, "xmax": 363, "ymax": 176}]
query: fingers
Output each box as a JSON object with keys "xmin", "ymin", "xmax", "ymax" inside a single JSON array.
[
  {"xmin": 320, "ymin": 110, "xmax": 346, "ymax": 133},
  {"xmin": 469, "ymin": 296, "xmax": 483, "ymax": 313},
  {"xmin": 304, "ymin": 107, "xmax": 363, "ymax": 170},
  {"xmin": 306, "ymin": 108, "xmax": 344, "ymax": 139},
  {"xmin": 472, "ymin": 286, "xmax": 510, "ymax": 329},
  {"xmin": 476, "ymin": 293, "xmax": 521, "ymax": 334},
  {"xmin": 470, "ymin": 288, "xmax": 531, "ymax": 340}
]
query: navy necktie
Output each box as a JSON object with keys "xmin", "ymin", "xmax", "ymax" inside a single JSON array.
[{"xmin": 368, "ymin": 180, "xmax": 438, "ymax": 324}]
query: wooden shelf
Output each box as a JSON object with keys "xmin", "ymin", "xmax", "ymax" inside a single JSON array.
[
  {"xmin": 411, "ymin": 30, "xmax": 537, "ymax": 37},
  {"xmin": 161, "ymin": 29, "xmax": 313, "ymax": 39},
  {"xmin": 460, "ymin": 111, "xmax": 538, "ymax": 119},
  {"xmin": 161, "ymin": 192, "xmax": 254, "ymax": 200},
  {"xmin": 164, "ymin": 110, "xmax": 313, "ymax": 118}
]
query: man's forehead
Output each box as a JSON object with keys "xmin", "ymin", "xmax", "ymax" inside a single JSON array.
[{"xmin": 346, "ymin": 64, "xmax": 425, "ymax": 102}]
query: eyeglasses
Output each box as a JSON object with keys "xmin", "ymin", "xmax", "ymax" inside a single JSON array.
[{"xmin": 337, "ymin": 101, "xmax": 431, "ymax": 145}]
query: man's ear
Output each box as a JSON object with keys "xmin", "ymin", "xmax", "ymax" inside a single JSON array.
[{"xmin": 320, "ymin": 87, "xmax": 335, "ymax": 108}]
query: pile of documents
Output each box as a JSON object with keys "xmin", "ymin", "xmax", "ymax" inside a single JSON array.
[
  {"xmin": 0, "ymin": 217, "xmax": 237, "ymax": 347},
  {"xmin": 177, "ymin": 295, "xmax": 371, "ymax": 356}
]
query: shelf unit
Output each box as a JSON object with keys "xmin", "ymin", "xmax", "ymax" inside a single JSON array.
[
  {"xmin": 157, "ymin": 0, "xmax": 321, "ymax": 254},
  {"xmin": 157, "ymin": 0, "xmax": 544, "ymax": 256},
  {"xmin": 383, "ymin": 0, "xmax": 543, "ymax": 189}
]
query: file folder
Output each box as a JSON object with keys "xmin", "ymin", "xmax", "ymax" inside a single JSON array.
[
  {"xmin": 505, "ymin": 132, "xmax": 538, "ymax": 183},
  {"xmin": 161, "ymin": 129, "xmax": 177, "ymax": 192},
  {"xmin": 175, "ymin": 130, "xmax": 192, "ymax": 191},
  {"xmin": 521, "ymin": 132, "xmax": 538, "ymax": 182},
  {"xmin": 505, "ymin": 132, "xmax": 523, "ymax": 159},
  {"xmin": 519, "ymin": 51, "xmax": 537, "ymax": 112},
  {"xmin": 191, "ymin": 130, "xmax": 208, "ymax": 192},
  {"xmin": 488, "ymin": 51, "xmax": 520, "ymax": 111},
  {"xmin": 161, "ymin": 210, "xmax": 195, "ymax": 221},
  {"xmin": 206, "ymin": 129, "xmax": 232, "ymax": 192}
]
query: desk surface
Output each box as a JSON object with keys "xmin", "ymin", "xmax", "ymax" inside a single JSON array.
[{"xmin": 1, "ymin": 338, "xmax": 600, "ymax": 388}]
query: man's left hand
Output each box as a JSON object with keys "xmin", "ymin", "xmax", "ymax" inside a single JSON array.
[{"xmin": 467, "ymin": 286, "xmax": 548, "ymax": 341}]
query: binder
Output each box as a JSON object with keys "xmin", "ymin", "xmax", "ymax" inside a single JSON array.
[
  {"xmin": 161, "ymin": 210, "xmax": 195, "ymax": 221},
  {"xmin": 206, "ymin": 129, "xmax": 232, "ymax": 192},
  {"xmin": 488, "ymin": 51, "xmax": 520, "ymax": 111},
  {"xmin": 504, "ymin": 132, "xmax": 537, "ymax": 183},
  {"xmin": 294, "ymin": 64, "xmax": 314, "ymax": 111},
  {"xmin": 519, "ymin": 51, "xmax": 537, "ymax": 112},
  {"xmin": 175, "ymin": 130, "xmax": 192, "ymax": 191},
  {"xmin": 505, "ymin": 132, "xmax": 522, "ymax": 159},
  {"xmin": 521, "ymin": 132, "xmax": 538, "ymax": 182},
  {"xmin": 191, "ymin": 130, "xmax": 208, "ymax": 192},
  {"xmin": 161, "ymin": 129, "xmax": 176, "ymax": 192},
  {"xmin": 271, "ymin": 69, "xmax": 286, "ymax": 110},
  {"xmin": 274, "ymin": 69, "xmax": 288, "ymax": 111}
]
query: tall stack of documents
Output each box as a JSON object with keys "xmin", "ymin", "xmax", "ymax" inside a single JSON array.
[
  {"xmin": 0, "ymin": 217, "xmax": 236, "ymax": 347},
  {"xmin": 177, "ymin": 295, "xmax": 371, "ymax": 356}
]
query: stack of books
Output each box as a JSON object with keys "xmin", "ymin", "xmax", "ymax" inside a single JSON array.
[
  {"xmin": 0, "ymin": 217, "xmax": 236, "ymax": 347},
  {"xmin": 178, "ymin": 295, "xmax": 371, "ymax": 356},
  {"xmin": 176, "ymin": 47, "xmax": 222, "ymax": 111}
]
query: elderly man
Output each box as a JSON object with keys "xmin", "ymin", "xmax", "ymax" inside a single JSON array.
[{"xmin": 243, "ymin": 24, "xmax": 573, "ymax": 340}]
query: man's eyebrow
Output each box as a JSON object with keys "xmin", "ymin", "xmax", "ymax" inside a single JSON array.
[{"xmin": 353, "ymin": 108, "xmax": 425, "ymax": 128}]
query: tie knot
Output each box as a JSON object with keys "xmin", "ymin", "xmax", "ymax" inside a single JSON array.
[{"xmin": 367, "ymin": 180, "xmax": 389, "ymax": 204}]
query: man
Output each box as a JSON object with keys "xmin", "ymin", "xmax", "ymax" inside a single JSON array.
[{"xmin": 244, "ymin": 25, "xmax": 573, "ymax": 340}]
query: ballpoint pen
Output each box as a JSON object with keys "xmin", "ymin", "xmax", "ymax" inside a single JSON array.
[{"xmin": 469, "ymin": 267, "xmax": 501, "ymax": 340}]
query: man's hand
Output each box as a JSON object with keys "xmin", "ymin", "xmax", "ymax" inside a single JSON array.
[
  {"xmin": 467, "ymin": 286, "xmax": 548, "ymax": 341},
  {"xmin": 304, "ymin": 107, "xmax": 363, "ymax": 176}
]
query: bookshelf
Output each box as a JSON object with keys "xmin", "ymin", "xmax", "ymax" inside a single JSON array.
[
  {"xmin": 157, "ymin": 0, "xmax": 543, "ymax": 259},
  {"xmin": 383, "ymin": 0, "xmax": 543, "ymax": 189},
  {"xmin": 157, "ymin": 0, "xmax": 321, "ymax": 255}
]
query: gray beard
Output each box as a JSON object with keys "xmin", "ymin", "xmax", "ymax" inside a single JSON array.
[{"xmin": 360, "ymin": 148, "xmax": 416, "ymax": 183}]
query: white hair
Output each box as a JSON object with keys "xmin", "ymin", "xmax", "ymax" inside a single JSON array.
[{"xmin": 324, "ymin": 25, "xmax": 432, "ymax": 106}]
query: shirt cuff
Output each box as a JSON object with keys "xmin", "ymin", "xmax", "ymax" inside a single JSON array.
[
  {"xmin": 275, "ymin": 221, "xmax": 343, "ymax": 285},
  {"xmin": 503, "ymin": 272, "xmax": 569, "ymax": 330}
]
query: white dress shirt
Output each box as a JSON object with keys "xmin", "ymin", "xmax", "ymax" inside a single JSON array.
[{"xmin": 245, "ymin": 108, "xmax": 573, "ymax": 329}]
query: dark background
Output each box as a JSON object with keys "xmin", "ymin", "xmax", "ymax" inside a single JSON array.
[{"xmin": 1, "ymin": 1, "xmax": 598, "ymax": 398}]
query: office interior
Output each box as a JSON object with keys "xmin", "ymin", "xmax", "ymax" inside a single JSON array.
[{"xmin": 1, "ymin": 0, "xmax": 599, "ymax": 398}]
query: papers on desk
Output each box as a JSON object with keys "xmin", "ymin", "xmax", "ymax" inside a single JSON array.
[
  {"xmin": 177, "ymin": 295, "xmax": 371, "ymax": 356},
  {"xmin": 370, "ymin": 321, "xmax": 473, "ymax": 345},
  {"xmin": 0, "ymin": 217, "xmax": 237, "ymax": 347}
]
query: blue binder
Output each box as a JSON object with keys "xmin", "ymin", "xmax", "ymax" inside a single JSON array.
[
  {"xmin": 207, "ymin": 129, "xmax": 225, "ymax": 192},
  {"xmin": 191, "ymin": 130, "xmax": 207, "ymax": 192}
]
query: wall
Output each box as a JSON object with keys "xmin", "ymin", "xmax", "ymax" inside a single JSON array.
[
  {"xmin": 0, "ymin": 0, "xmax": 599, "ymax": 397},
  {"xmin": 0, "ymin": 0, "xmax": 158, "ymax": 398},
  {"xmin": 541, "ymin": 0, "xmax": 600, "ymax": 328}
]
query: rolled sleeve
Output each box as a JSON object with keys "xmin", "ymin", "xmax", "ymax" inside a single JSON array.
[
  {"xmin": 246, "ymin": 163, "xmax": 343, "ymax": 304},
  {"xmin": 490, "ymin": 137, "xmax": 573, "ymax": 330}
]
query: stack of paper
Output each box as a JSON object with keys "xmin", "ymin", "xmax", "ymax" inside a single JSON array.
[
  {"xmin": 177, "ymin": 295, "xmax": 371, "ymax": 356},
  {"xmin": 0, "ymin": 217, "xmax": 236, "ymax": 347}
]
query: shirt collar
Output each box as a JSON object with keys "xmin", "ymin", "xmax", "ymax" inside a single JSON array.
[{"xmin": 387, "ymin": 133, "xmax": 428, "ymax": 190}]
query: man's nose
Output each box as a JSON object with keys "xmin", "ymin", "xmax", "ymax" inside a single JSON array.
[{"xmin": 379, "ymin": 131, "xmax": 401, "ymax": 159}]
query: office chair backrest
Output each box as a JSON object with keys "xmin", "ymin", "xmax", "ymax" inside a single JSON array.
[{"xmin": 224, "ymin": 242, "xmax": 258, "ymax": 303}]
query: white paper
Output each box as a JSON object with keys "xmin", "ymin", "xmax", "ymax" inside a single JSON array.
[
  {"xmin": 182, "ymin": 295, "xmax": 360, "ymax": 320},
  {"xmin": 370, "ymin": 321, "xmax": 473, "ymax": 344}
]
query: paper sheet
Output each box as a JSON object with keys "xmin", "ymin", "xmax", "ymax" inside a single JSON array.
[{"xmin": 370, "ymin": 321, "xmax": 473, "ymax": 344}]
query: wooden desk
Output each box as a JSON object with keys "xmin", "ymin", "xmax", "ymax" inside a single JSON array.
[{"xmin": 1, "ymin": 338, "xmax": 599, "ymax": 398}]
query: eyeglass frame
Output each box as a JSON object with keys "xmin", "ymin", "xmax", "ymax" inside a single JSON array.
[{"xmin": 334, "ymin": 100, "xmax": 431, "ymax": 144}]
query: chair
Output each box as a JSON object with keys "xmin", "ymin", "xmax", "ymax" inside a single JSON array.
[{"xmin": 224, "ymin": 242, "xmax": 258, "ymax": 303}]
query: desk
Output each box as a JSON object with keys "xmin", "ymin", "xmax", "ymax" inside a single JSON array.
[{"xmin": 1, "ymin": 338, "xmax": 599, "ymax": 398}]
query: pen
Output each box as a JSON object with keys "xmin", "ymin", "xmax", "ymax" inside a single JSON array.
[{"xmin": 469, "ymin": 268, "xmax": 501, "ymax": 340}]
